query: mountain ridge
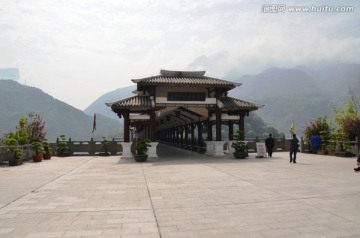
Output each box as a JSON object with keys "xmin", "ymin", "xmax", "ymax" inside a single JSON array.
[
  {"xmin": 230, "ymin": 62, "xmax": 360, "ymax": 134},
  {"xmin": 0, "ymin": 80, "xmax": 122, "ymax": 141},
  {"xmin": 84, "ymin": 85, "xmax": 136, "ymax": 119}
]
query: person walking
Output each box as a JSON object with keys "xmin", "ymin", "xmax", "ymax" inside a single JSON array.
[
  {"xmin": 290, "ymin": 134, "xmax": 299, "ymax": 163},
  {"xmin": 265, "ymin": 134, "xmax": 275, "ymax": 157},
  {"xmin": 354, "ymin": 152, "xmax": 360, "ymax": 172}
]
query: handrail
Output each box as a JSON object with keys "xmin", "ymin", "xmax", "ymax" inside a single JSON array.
[{"xmin": 0, "ymin": 139, "xmax": 124, "ymax": 161}]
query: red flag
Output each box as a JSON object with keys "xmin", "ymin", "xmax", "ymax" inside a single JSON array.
[{"xmin": 92, "ymin": 113, "xmax": 96, "ymax": 133}]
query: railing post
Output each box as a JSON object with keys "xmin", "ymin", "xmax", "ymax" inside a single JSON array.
[
  {"xmin": 56, "ymin": 138, "xmax": 59, "ymax": 155},
  {"xmin": 89, "ymin": 138, "xmax": 95, "ymax": 156},
  {"xmin": 68, "ymin": 138, "xmax": 73, "ymax": 155}
]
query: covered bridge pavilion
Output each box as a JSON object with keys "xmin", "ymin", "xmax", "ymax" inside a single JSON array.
[{"xmin": 106, "ymin": 70, "xmax": 263, "ymax": 158}]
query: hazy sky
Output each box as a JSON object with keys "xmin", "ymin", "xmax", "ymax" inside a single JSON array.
[{"xmin": 0, "ymin": 0, "xmax": 359, "ymax": 110}]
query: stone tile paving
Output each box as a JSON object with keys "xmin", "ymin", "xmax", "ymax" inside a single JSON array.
[{"xmin": 0, "ymin": 145, "xmax": 360, "ymax": 237}]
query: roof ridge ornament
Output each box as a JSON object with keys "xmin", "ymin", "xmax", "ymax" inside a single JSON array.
[{"xmin": 160, "ymin": 69, "xmax": 206, "ymax": 77}]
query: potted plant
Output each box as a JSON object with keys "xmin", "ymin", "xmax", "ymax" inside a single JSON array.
[
  {"xmin": 309, "ymin": 135, "xmax": 322, "ymax": 153},
  {"xmin": 100, "ymin": 136, "xmax": 111, "ymax": 156},
  {"xmin": 2, "ymin": 137, "xmax": 24, "ymax": 166},
  {"xmin": 9, "ymin": 148, "xmax": 24, "ymax": 166},
  {"xmin": 133, "ymin": 138, "xmax": 151, "ymax": 162},
  {"xmin": 42, "ymin": 139, "xmax": 52, "ymax": 160},
  {"xmin": 317, "ymin": 131, "xmax": 329, "ymax": 155},
  {"xmin": 31, "ymin": 141, "xmax": 44, "ymax": 162},
  {"xmin": 231, "ymin": 130, "xmax": 248, "ymax": 159},
  {"xmin": 56, "ymin": 134, "xmax": 70, "ymax": 156},
  {"xmin": 334, "ymin": 133, "xmax": 353, "ymax": 157}
]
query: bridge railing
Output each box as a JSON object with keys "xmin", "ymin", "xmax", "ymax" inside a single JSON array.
[
  {"xmin": 55, "ymin": 138, "xmax": 123, "ymax": 156},
  {"xmin": 0, "ymin": 138, "xmax": 124, "ymax": 162}
]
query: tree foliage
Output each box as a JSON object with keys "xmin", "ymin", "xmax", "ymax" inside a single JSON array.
[
  {"xmin": 27, "ymin": 112, "xmax": 46, "ymax": 142},
  {"xmin": 303, "ymin": 116, "xmax": 331, "ymax": 140},
  {"xmin": 15, "ymin": 117, "xmax": 28, "ymax": 145},
  {"xmin": 1, "ymin": 112, "xmax": 47, "ymax": 146},
  {"xmin": 245, "ymin": 113, "xmax": 283, "ymax": 138},
  {"xmin": 333, "ymin": 100, "xmax": 360, "ymax": 140}
]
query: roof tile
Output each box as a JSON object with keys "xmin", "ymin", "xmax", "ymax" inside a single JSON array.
[{"xmin": 220, "ymin": 97, "xmax": 263, "ymax": 111}]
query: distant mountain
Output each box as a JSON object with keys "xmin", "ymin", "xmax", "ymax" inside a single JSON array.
[
  {"xmin": 84, "ymin": 85, "xmax": 136, "ymax": 119},
  {"xmin": 229, "ymin": 62, "xmax": 360, "ymax": 135},
  {"xmin": 0, "ymin": 68, "xmax": 19, "ymax": 81},
  {"xmin": 0, "ymin": 80, "xmax": 122, "ymax": 141}
]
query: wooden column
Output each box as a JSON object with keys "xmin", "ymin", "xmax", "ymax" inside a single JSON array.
[
  {"xmin": 123, "ymin": 110, "xmax": 130, "ymax": 142},
  {"xmin": 229, "ymin": 122, "xmax": 234, "ymax": 140},
  {"xmin": 180, "ymin": 126, "xmax": 184, "ymax": 145},
  {"xmin": 216, "ymin": 106, "xmax": 222, "ymax": 141},
  {"xmin": 215, "ymin": 89, "xmax": 223, "ymax": 142},
  {"xmin": 149, "ymin": 109, "xmax": 156, "ymax": 141},
  {"xmin": 176, "ymin": 127, "xmax": 179, "ymax": 145},
  {"xmin": 207, "ymin": 111, "xmax": 212, "ymax": 141},
  {"xmin": 197, "ymin": 122, "xmax": 202, "ymax": 147},
  {"xmin": 239, "ymin": 112, "xmax": 245, "ymax": 140},
  {"xmin": 172, "ymin": 128, "xmax": 175, "ymax": 145},
  {"xmin": 191, "ymin": 123, "xmax": 195, "ymax": 148}
]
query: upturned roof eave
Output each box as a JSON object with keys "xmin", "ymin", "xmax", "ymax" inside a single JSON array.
[
  {"xmin": 105, "ymin": 95, "xmax": 153, "ymax": 110},
  {"xmin": 220, "ymin": 96, "xmax": 264, "ymax": 111}
]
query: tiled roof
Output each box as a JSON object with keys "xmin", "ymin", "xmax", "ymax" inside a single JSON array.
[
  {"xmin": 220, "ymin": 97, "xmax": 263, "ymax": 111},
  {"xmin": 106, "ymin": 95, "xmax": 262, "ymax": 112},
  {"xmin": 106, "ymin": 96, "xmax": 153, "ymax": 110},
  {"xmin": 132, "ymin": 70, "xmax": 240, "ymax": 89}
]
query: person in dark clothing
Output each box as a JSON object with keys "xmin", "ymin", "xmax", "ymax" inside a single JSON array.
[
  {"xmin": 290, "ymin": 134, "xmax": 299, "ymax": 163},
  {"xmin": 265, "ymin": 134, "xmax": 275, "ymax": 157},
  {"xmin": 354, "ymin": 152, "xmax": 360, "ymax": 172}
]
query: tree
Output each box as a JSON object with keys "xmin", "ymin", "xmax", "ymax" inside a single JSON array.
[
  {"xmin": 15, "ymin": 117, "xmax": 28, "ymax": 145},
  {"xmin": 333, "ymin": 100, "xmax": 360, "ymax": 140},
  {"xmin": 303, "ymin": 116, "xmax": 331, "ymax": 140},
  {"xmin": 27, "ymin": 112, "xmax": 46, "ymax": 143},
  {"xmin": 1, "ymin": 112, "xmax": 47, "ymax": 146}
]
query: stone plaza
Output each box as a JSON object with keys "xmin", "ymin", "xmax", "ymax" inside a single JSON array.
[{"xmin": 1, "ymin": 144, "xmax": 360, "ymax": 238}]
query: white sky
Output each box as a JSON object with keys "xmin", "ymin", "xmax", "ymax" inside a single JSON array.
[{"xmin": 0, "ymin": 0, "xmax": 359, "ymax": 110}]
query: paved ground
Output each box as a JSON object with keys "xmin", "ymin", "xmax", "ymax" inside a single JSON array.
[{"xmin": 0, "ymin": 144, "xmax": 360, "ymax": 238}]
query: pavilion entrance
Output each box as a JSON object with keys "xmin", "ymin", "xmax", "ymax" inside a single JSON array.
[{"xmin": 106, "ymin": 70, "xmax": 262, "ymax": 158}]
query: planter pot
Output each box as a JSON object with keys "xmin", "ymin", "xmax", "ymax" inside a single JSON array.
[
  {"xmin": 32, "ymin": 154, "xmax": 43, "ymax": 162},
  {"xmin": 133, "ymin": 154, "xmax": 148, "ymax": 162},
  {"xmin": 43, "ymin": 153, "xmax": 52, "ymax": 160},
  {"xmin": 336, "ymin": 152, "xmax": 353, "ymax": 157},
  {"xmin": 58, "ymin": 152, "xmax": 70, "ymax": 157},
  {"xmin": 99, "ymin": 152, "xmax": 110, "ymax": 156},
  {"xmin": 233, "ymin": 151, "xmax": 248, "ymax": 159},
  {"xmin": 9, "ymin": 159, "xmax": 24, "ymax": 166},
  {"xmin": 317, "ymin": 150, "xmax": 328, "ymax": 155}
]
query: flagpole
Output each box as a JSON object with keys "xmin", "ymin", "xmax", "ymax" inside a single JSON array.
[
  {"xmin": 290, "ymin": 121, "xmax": 295, "ymax": 137},
  {"xmin": 92, "ymin": 113, "xmax": 96, "ymax": 139}
]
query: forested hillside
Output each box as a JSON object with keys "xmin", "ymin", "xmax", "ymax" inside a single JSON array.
[
  {"xmin": 230, "ymin": 62, "xmax": 360, "ymax": 135},
  {"xmin": 0, "ymin": 80, "xmax": 122, "ymax": 141}
]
